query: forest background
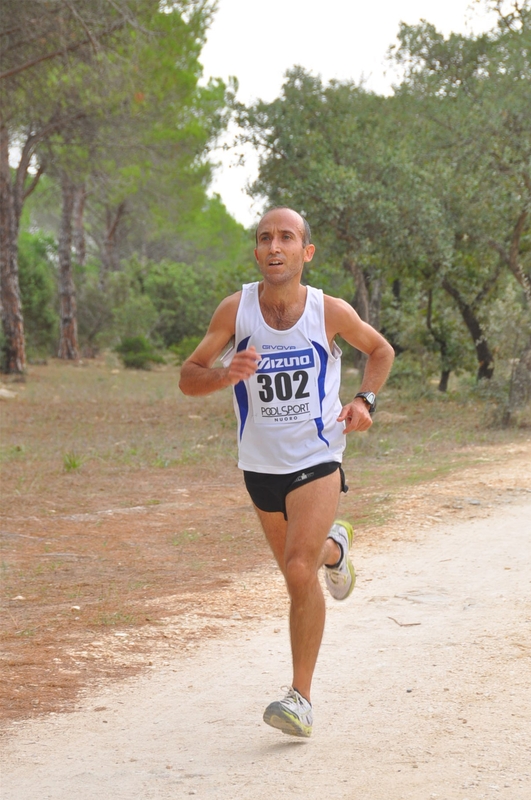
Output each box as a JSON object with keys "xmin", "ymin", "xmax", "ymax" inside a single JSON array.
[{"xmin": 1, "ymin": 0, "xmax": 530, "ymax": 425}]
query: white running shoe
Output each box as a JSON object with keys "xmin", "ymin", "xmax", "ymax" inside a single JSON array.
[
  {"xmin": 263, "ymin": 687, "xmax": 313, "ymax": 738},
  {"xmin": 324, "ymin": 519, "xmax": 355, "ymax": 600}
]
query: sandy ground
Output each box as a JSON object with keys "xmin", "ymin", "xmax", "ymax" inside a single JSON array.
[{"xmin": 1, "ymin": 495, "xmax": 530, "ymax": 800}]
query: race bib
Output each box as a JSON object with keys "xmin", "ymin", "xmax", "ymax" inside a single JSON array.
[{"xmin": 249, "ymin": 347, "xmax": 322, "ymax": 425}]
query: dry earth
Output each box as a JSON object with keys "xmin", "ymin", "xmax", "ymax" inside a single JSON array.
[
  {"xmin": 1, "ymin": 431, "xmax": 530, "ymax": 723},
  {"xmin": 1, "ymin": 362, "xmax": 531, "ymax": 800},
  {"xmin": 0, "ymin": 446, "xmax": 530, "ymax": 800}
]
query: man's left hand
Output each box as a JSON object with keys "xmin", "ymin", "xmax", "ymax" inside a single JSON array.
[{"xmin": 337, "ymin": 398, "xmax": 373, "ymax": 433}]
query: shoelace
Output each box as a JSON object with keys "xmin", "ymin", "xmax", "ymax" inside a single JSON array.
[
  {"xmin": 282, "ymin": 687, "xmax": 311, "ymax": 714},
  {"xmin": 279, "ymin": 685, "xmax": 296, "ymax": 699}
]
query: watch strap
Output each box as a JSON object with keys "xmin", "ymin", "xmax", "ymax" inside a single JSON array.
[{"xmin": 355, "ymin": 392, "xmax": 376, "ymax": 414}]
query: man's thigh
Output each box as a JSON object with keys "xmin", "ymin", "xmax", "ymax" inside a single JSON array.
[
  {"xmin": 250, "ymin": 467, "xmax": 343, "ymax": 572},
  {"xmin": 243, "ymin": 462, "xmax": 343, "ymax": 520},
  {"xmin": 283, "ymin": 469, "xmax": 341, "ymax": 564}
]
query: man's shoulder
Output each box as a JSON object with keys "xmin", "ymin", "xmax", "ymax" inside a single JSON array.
[
  {"xmin": 323, "ymin": 293, "xmax": 350, "ymax": 314},
  {"xmin": 219, "ymin": 289, "xmax": 243, "ymax": 310},
  {"xmin": 211, "ymin": 290, "xmax": 244, "ymax": 331},
  {"xmin": 323, "ymin": 294, "xmax": 363, "ymax": 340}
]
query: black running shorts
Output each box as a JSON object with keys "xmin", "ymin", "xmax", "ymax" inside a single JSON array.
[{"xmin": 243, "ymin": 461, "xmax": 348, "ymax": 520}]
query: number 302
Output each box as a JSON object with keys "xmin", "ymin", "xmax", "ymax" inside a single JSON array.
[{"xmin": 257, "ymin": 371, "xmax": 310, "ymax": 403}]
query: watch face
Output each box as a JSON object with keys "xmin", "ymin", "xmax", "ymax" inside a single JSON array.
[{"xmin": 365, "ymin": 392, "xmax": 376, "ymax": 405}]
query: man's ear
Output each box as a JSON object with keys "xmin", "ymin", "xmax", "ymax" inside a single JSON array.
[{"xmin": 303, "ymin": 244, "xmax": 316, "ymax": 263}]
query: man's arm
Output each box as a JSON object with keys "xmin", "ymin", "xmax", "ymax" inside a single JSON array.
[
  {"xmin": 325, "ymin": 295, "xmax": 395, "ymax": 433},
  {"xmin": 179, "ymin": 293, "xmax": 260, "ymax": 397}
]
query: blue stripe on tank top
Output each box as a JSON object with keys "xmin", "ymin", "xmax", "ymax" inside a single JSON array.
[
  {"xmin": 311, "ymin": 340, "xmax": 329, "ymax": 446},
  {"xmin": 234, "ymin": 336, "xmax": 250, "ymax": 440}
]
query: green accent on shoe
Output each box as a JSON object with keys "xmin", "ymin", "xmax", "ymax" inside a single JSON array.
[
  {"xmin": 324, "ymin": 519, "xmax": 355, "ymax": 601},
  {"xmin": 263, "ymin": 688, "xmax": 313, "ymax": 738}
]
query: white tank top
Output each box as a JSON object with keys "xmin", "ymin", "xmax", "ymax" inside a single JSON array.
[{"xmin": 223, "ymin": 282, "xmax": 345, "ymax": 474}]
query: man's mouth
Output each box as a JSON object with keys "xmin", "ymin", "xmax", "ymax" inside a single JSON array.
[{"xmin": 268, "ymin": 260, "xmax": 283, "ymax": 266}]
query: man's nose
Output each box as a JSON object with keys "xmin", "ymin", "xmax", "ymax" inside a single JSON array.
[{"xmin": 269, "ymin": 235, "xmax": 282, "ymax": 251}]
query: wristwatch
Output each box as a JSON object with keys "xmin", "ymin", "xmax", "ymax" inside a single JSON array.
[{"xmin": 355, "ymin": 391, "xmax": 376, "ymax": 414}]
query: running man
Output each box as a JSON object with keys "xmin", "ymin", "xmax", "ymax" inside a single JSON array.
[{"xmin": 179, "ymin": 207, "xmax": 394, "ymax": 737}]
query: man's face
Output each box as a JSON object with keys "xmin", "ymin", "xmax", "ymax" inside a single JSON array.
[{"xmin": 254, "ymin": 209, "xmax": 315, "ymax": 286}]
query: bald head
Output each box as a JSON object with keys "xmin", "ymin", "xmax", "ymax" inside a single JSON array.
[{"xmin": 256, "ymin": 207, "xmax": 312, "ymax": 247}]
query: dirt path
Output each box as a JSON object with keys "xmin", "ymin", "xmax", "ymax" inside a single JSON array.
[{"xmin": 1, "ymin": 496, "xmax": 530, "ymax": 800}]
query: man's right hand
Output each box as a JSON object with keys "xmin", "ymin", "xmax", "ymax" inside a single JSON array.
[{"xmin": 226, "ymin": 346, "xmax": 261, "ymax": 385}]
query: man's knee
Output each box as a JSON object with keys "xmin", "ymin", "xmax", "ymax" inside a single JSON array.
[{"xmin": 284, "ymin": 554, "xmax": 319, "ymax": 596}]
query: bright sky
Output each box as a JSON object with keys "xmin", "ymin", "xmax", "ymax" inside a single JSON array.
[{"xmin": 200, "ymin": 0, "xmax": 498, "ymax": 226}]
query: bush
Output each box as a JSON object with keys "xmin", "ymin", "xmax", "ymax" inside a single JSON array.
[
  {"xmin": 115, "ymin": 336, "xmax": 165, "ymax": 370},
  {"xmin": 169, "ymin": 336, "xmax": 202, "ymax": 365},
  {"xmin": 17, "ymin": 230, "xmax": 58, "ymax": 356},
  {"xmin": 143, "ymin": 259, "xmax": 218, "ymax": 346},
  {"xmin": 75, "ymin": 266, "xmax": 114, "ymax": 355}
]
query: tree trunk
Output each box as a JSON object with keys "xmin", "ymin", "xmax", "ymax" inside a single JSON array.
[
  {"xmin": 0, "ymin": 118, "xmax": 26, "ymax": 374},
  {"xmin": 344, "ymin": 257, "xmax": 383, "ymax": 369},
  {"xmin": 99, "ymin": 201, "xmax": 126, "ymax": 286},
  {"xmin": 426, "ymin": 288, "xmax": 451, "ymax": 392},
  {"xmin": 392, "ymin": 279, "xmax": 401, "ymax": 301},
  {"xmin": 442, "ymin": 278, "xmax": 494, "ymax": 381},
  {"xmin": 438, "ymin": 369, "xmax": 451, "ymax": 393},
  {"xmin": 488, "ymin": 211, "xmax": 531, "ymax": 306},
  {"xmin": 346, "ymin": 258, "xmax": 369, "ymax": 323},
  {"xmin": 505, "ymin": 335, "xmax": 531, "ymax": 425},
  {"xmin": 72, "ymin": 183, "xmax": 86, "ymax": 267},
  {"xmin": 57, "ymin": 175, "xmax": 79, "ymax": 360},
  {"xmin": 344, "ymin": 258, "xmax": 368, "ymax": 369},
  {"xmin": 476, "ymin": 219, "xmax": 531, "ymax": 411},
  {"xmin": 368, "ymin": 276, "xmax": 382, "ymax": 332}
]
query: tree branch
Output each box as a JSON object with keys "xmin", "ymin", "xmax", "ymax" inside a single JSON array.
[
  {"xmin": 0, "ymin": 19, "xmax": 125, "ymax": 81},
  {"xmin": 474, "ymin": 263, "xmax": 503, "ymax": 307},
  {"xmin": 23, "ymin": 162, "xmax": 46, "ymax": 201},
  {"xmin": 12, "ymin": 111, "xmax": 86, "ymax": 219},
  {"xmin": 62, "ymin": 1, "xmax": 100, "ymax": 54},
  {"xmin": 487, "ymin": 238, "xmax": 509, "ymax": 264},
  {"xmin": 488, "ymin": 211, "xmax": 531, "ymax": 304},
  {"xmin": 509, "ymin": 209, "xmax": 528, "ymax": 267},
  {"xmin": 107, "ymin": 201, "xmax": 127, "ymax": 240},
  {"xmin": 0, "ymin": 40, "xmax": 89, "ymax": 81}
]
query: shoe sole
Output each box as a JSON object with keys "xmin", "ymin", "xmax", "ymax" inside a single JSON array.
[{"xmin": 263, "ymin": 707, "xmax": 312, "ymax": 738}]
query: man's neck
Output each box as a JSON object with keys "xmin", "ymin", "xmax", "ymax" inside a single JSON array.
[{"xmin": 258, "ymin": 282, "xmax": 307, "ymax": 331}]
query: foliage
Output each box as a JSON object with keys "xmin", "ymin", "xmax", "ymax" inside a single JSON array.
[
  {"xmin": 239, "ymin": 71, "xmax": 431, "ymax": 276},
  {"xmin": 238, "ymin": 68, "xmax": 489, "ymax": 383},
  {"xmin": 74, "ymin": 265, "xmax": 114, "ymax": 355},
  {"xmin": 143, "ymin": 259, "xmax": 218, "ymax": 345},
  {"xmin": 170, "ymin": 336, "xmax": 203, "ymax": 365},
  {"xmin": 69, "ymin": 193, "xmax": 256, "ymax": 353},
  {"xmin": 59, "ymin": 1, "xmax": 232, "ymax": 275},
  {"xmin": 115, "ymin": 335, "xmax": 164, "ymax": 370},
  {"xmin": 0, "ymin": 0, "xmax": 231, "ymax": 372},
  {"xmin": 389, "ymin": 1, "xmax": 531, "ymax": 407},
  {"xmin": 17, "ymin": 230, "xmax": 58, "ymax": 356},
  {"xmin": 486, "ymin": 279, "xmax": 531, "ymax": 366},
  {"xmin": 5, "ymin": 0, "xmax": 531, "ymax": 411},
  {"xmin": 236, "ymin": 4, "xmax": 531, "ymax": 394},
  {"xmin": 391, "ymin": 4, "xmax": 531, "ymax": 306}
]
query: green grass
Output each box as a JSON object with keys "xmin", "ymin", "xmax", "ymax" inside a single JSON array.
[
  {"xmin": 1, "ymin": 357, "xmax": 529, "ymax": 523},
  {"xmin": 171, "ymin": 530, "xmax": 200, "ymax": 546},
  {"xmin": 63, "ymin": 451, "xmax": 84, "ymax": 472},
  {"xmin": 96, "ymin": 611, "xmax": 137, "ymax": 627},
  {"xmin": 15, "ymin": 628, "xmax": 37, "ymax": 638}
]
